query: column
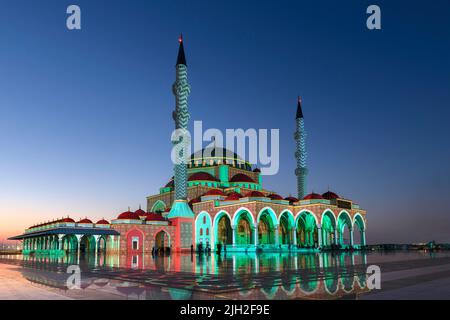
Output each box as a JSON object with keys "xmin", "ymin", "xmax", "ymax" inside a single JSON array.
[
  {"xmin": 361, "ymin": 230, "xmax": 366, "ymax": 246},
  {"xmin": 317, "ymin": 224, "xmax": 322, "ymax": 248},
  {"xmin": 93, "ymin": 235, "xmax": 100, "ymax": 255},
  {"xmin": 274, "ymin": 225, "xmax": 279, "ymax": 246},
  {"xmin": 58, "ymin": 234, "xmax": 64, "ymax": 251},
  {"xmin": 293, "ymin": 228, "xmax": 297, "ymax": 247},
  {"xmin": 253, "ymin": 223, "xmax": 258, "ymax": 246},
  {"xmin": 75, "ymin": 235, "xmax": 82, "ymax": 257},
  {"xmin": 110, "ymin": 235, "xmax": 115, "ymax": 252},
  {"xmin": 349, "ymin": 228, "xmax": 354, "ymax": 247},
  {"xmin": 334, "ymin": 229, "xmax": 339, "ymax": 245},
  {"xmin": 232, "ymin": 225, "xmax": 236, "ymax": 246}
]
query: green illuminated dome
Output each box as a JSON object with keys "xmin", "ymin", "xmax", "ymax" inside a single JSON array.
[{"xmin": 189, "ymin": 147, "xmax": 252, "ymax": 171}]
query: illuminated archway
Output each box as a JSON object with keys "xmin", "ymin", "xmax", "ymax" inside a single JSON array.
[
  {"xmin": 233, "ymin": 208, "xmax": 255, "ymax": 245},
  {"xmin": 151, "ymin": 200, "xmax": 166, "ymax": 213},
  {"xmin": 321, "ymin": 210, "xmax": 337, "ymax": 247},
  {"xmin": 295, "ymin": 211, "xmax": 318, "ymax": 247},
  {"xmin": 214, "ymin": 211, "xmax": 232, "ymax": 245},
  {"xmin": 337, "ymin": 211, "xmax": 352, "ymax": 246},
  {"xmin": 279, "ymin": 210, "xmax": 295, "ymax": 245},
  {"xmin": 196, "ymin": 211, "xmax": 212, "ymax": 247},
  {"xmin": 257, "ymin": 208, "xmax": 278, "ymax": 245}
]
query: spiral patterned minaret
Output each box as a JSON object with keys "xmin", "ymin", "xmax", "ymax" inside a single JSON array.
[
  {"xmin": 172, "ymin": 34, "xmax": 191, "ymax": 201},
  {"xmin": 168, "ymin": 35, "xmax": 194, "ymax": 221},
  {"xmin": 294, "ymin": 97, "xmax": 308, "ymax": 199}
]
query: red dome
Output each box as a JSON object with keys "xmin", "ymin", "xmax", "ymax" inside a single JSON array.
[
  {"xmin": 224, "ymin": 194, "xmax": 241, "ymax": 201},
  {"xmin": 203, "ymin": 189, "xmax": 226, "ymax": 196},
  {"xmin": 135, "ymin": 209, "xmax": 147, "ymax": 216},
  {"xmin": 230, "ymin": 174, "xmax": 255, "ymax": 183},
  {"xmin": 188, "ymin": 172, "xmax": 218, "ymax": 182},
  {"xmin": 62, "ymin": 217, "xmax": 75, "ymax": 223},
  {"xmin": 226, "ymin": 191, "xmax": 242, "ymax": 198},
  {"xmin": 189, "ymin": 197, "xmax": 201, "ymax": 205},
  {"xmin": 78, "ymin": 218, "xmax": 93, "ymax": 224},
  {"xmin": 285, "ymin": 196, "xmax": 299, "ymax": 203},
  {"xmin": 303, "ymin": 193, "xmax": 324, "ymax": 200},
  {"xmin": 117, "ymin": 211, "xmax": 140, "ymax": 220},
  {"xmin": 322, "ymin": 191, "xmax": 339, "ymax": 200},
  {"xmin": 244, "ymin": 191, "xmax": 266, "ymax": 198},
  {"xmin": 96, "ymin": 219, "xmax": 110, "ymax": 225},
  {"xmin": 145, "ymin": 213, "xmax": 165, "ymax": 222},
  {"xmin": 268, "ymin": 193, "xmax": 283, "ymax": 200}
]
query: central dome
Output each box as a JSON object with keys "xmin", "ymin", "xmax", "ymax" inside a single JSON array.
[{"xmin": 189, "ymin": 147, "xmax": 252, "ymax": 171}]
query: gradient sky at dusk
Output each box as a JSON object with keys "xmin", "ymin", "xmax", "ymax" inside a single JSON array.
[{"xmin": 1, "ymin": 0, "xmax": 450, "ymax": 243}]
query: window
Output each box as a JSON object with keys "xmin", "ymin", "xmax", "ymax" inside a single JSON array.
[
  {"xmin": 206, "ymin": 228, "xmax": 209, "ymax": 235},
  {"xmin": 203, "ymin": 216, "xmax": 206, "ymax": 224},
  {"xmin": 132, "ymin": 237, "xmax": 139, "ymax": 250},
  {"xmin": 200, "ymin": 229, "xmax": 203, "ymax": 236}
]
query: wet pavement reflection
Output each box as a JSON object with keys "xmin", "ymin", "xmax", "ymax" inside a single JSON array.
[{"xmin": 1, "ymin": 250, "xmax": 449, "ymax": 300}]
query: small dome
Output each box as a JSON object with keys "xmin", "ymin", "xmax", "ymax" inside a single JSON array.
[
  {"xmin": 189, "ymin": 197, "xmax": 201, "ymax": 205},
  {"xmin": 78, "ymin": 218, "xmax": 93, "ymax": 224},
  {"xmin": 224, "ymin": 194, "xmax": 241, "ymax": 201},
  {"xmin": 303, "ymin": 193, "xmax": 324, "ymax": 200},
  {"xmin": 62, "ymin": 217, "xmax": 75, "ymax": 223},
  {"xmin": 203, "ymin": 189, "xmax": 226, "ymax": 196},
  {"xmin": 230, "ymin": 173, "xmax": 255, "ymax": 183},
  {"xmin": 322, "ymin": 191, "xmax": 339, "ymax": 200},
  {"xmin": 135, "ymin": 208, "xmax": 147, "ymax": 216},
  {"xmin": 226, "ymin": 191, "xmax": 242, "ymax": 198},
  {"xmin": 253, "ymin": 168, "xmax": 261, "ymax": 173},
  {"xmin": 188, "ymin": 172, "xmax": 218, "ymax": 182},
  {"xmin": 268, "ymin": 193, "xmax": 283, "ymax": 200},
  {"xmin": 96, "ymin": 219, "xmax": 110, "ymax": 225},
  {"xmin": 285, "ymin": 196, "xmax": 299, "ymax": 203},
  {"xmin": 117, "ymin": 211, "xmax": 140, "ymax": 220},
  {"xmin": 145, "ymin": 213, "xmax": 165, "ymax": 222},
  {"xmin": 244, "ymin": 191, "xmax": 266, "ymax": 198}
]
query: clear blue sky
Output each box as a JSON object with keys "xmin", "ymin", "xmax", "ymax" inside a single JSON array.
[{"xmin": 0, "ymin": 0, "xmax": 449, "ymax": 243}]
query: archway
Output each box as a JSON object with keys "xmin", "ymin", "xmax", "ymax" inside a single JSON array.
[
  {"xmin": 257, "ymin": 209, "xmax": 277, "ymax": 245},
  {"xmin": 295, "ymin": 211, "xmax": 317, "ymax": 247},
  {"xmin": 234, "ymin": 209, "xmax": 254, "ymax": 245},
  {"xmin": 321, "ymin": 210, "xmax": 336, "ymax": 247},
  {"xmin": 196, "ymin": 212, "xmax": 212, "ymax": 247},
  {"xmin": 337, "ymin": 211, "xmax": 352, "ymax": 246},
  {"xmin": 151, "ymin": 200, "xmax": 166, "ymax": 213},
  {"xmin": 80, "ymin": 235, "xmax": 95, "ymax": 252},
  {"xmin": 155, "ymin": 230, "xmax": 170, "ymax": 250},
  {"xmin": 353, "ymin": 214, "xmax": 366, "ymax": 247},
  {"xmin": 279, "ymin": 211, "xmax": 295, "ymax": 245},
  {"xmin": 214, "ymin": 212, "xmax": 232, "ymax": 245}
]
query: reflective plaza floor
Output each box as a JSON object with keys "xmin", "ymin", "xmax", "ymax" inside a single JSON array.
[{"xmin": 1, "ymin": 250, "xmax": 450, "ymax": 299}]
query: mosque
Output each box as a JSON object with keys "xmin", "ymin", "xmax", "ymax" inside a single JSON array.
[{"xmin": 10, "ymin": 36, "xmax": 367, "ymax": 255}]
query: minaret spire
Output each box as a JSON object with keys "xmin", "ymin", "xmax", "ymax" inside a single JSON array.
[
  {"xmin": 168, "ymin": 34, "xmax": 194, "ymax": 219},
  {"xmin": 176, "ymin": 34, "xmax": 187, "ymax": 66},
  {"xmin": 294, "ymin": 96, "xmax": 308, "ymax": 199}
]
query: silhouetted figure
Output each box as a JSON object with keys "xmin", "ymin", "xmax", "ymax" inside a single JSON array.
[{"xmin": 190, "ymin": 244, "xmax": 194, "ymax": 255}]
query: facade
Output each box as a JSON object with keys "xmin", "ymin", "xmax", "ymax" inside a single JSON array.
[{"xmin": 10, "ymin": 36, "xmax": 367, "ymax": 254}]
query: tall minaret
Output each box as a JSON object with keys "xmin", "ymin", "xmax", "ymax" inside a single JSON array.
[
  {"xmin": 294, "ymin": 96, "xmax": 308, "ymax": 199},
  {"xmin": 168, "ymin": 35, "xmax": 194, "ymax": 220}
]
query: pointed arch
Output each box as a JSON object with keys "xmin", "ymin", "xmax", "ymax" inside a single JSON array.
[
  {"xmin": 151, "ymin": 200, "xmax": 166, "ymax": 213},
  {"xmin": 195, "ymin": 211, "xmax": 213, "ymax": 247},
  {"xmin": 213, "ymin": 210, "xmax": 232, "ymax": 245}
]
